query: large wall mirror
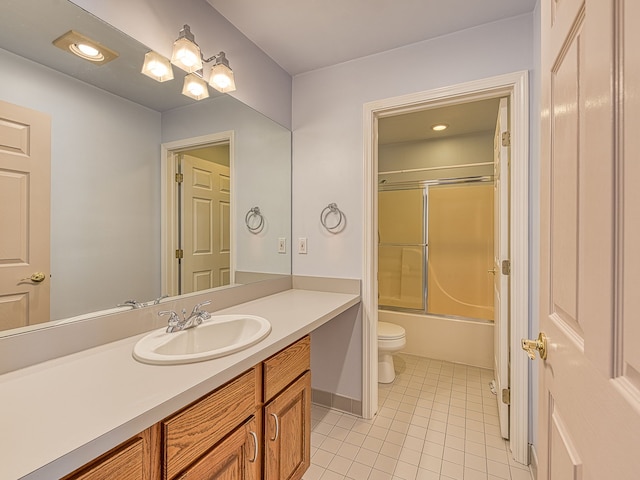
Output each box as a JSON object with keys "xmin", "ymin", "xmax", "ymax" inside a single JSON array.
[{"xmin": 0, "ymin": 0, "xmax": 291, "ymax": 336}]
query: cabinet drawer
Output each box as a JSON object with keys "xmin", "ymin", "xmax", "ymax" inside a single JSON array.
[
  {"xmin": 163, "ymin": 368, "xmax": 258, "ymax": 480},
  {"xmin": 263, "ymin": 336, "xmax": 310, "ymax": 402},
  {"xmin": 63, "ymin": 437, "xmax": 144, "ymax": 480}
]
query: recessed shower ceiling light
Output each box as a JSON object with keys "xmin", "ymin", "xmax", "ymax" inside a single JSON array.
[
  {"xmin": 53, "ymin": 30, "xmax": 119, "ymax": 65},
  {"xmin": 431, "ymin": 124, "xmax": 449, "ymax": 131}
]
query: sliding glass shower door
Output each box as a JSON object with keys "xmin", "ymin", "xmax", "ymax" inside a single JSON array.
[
  {"xmin": 378, "ymin": 188, "xmax": 426, "ymax": 311},
  {"xmin": 378, "ymin": 181, "xmax": 494, "ymax": 321}
]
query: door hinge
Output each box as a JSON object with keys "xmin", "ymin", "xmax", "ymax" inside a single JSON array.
[
  {"xmin": 175, "ymin": 249, "xmax": 184, "ymax": 259},
  {"xmin": 175, "ymin": 173, "xmax": 184, "ymax": 183},
  {"xmin": 501, "ymin": 131, "xmax": 511, "ymax": 147},
  {"xmin": 502, "ymin": 259, "xmax": 511, "ymax": 275},
  {"xmin": 502, "ymin": 388, "xmax": 510, "ymax": 405}
]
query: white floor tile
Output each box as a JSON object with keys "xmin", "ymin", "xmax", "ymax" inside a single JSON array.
[{"xmin": 308, "ymin": 354, "xmax": 533, "ymax": 480}]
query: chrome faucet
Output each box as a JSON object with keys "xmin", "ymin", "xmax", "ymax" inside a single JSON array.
[
  {"xmin": 118, "ymin": 295, "xmax": 168, "ymax": 309},
  {"xmin": 159, "ymin": 300, "xmax": 211, "ymax": 333}
]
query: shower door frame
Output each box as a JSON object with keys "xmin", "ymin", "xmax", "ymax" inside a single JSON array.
[
  {"xmin": 378, "ymin": 176, "xmax": 495, "ymax": 318},
  {"xmin": 363, "ymin": 70, "xmax": 530, "ymax": 464}
]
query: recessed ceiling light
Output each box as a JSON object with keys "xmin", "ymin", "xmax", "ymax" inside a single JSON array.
[
  {"xmin": 53, "ymin": 30, "xmax": 119, "ymax": 65},
  {"xmin": 431, "ymin": 124, "xmax": 449, "ymax": 131}
]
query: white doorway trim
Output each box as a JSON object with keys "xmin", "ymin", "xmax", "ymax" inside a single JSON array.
[
  {"xmin": 362, "ymin": 71, "xmax": 530, "ymax": 464},
  {"xmin": 161, "ymin": 131, "xmax": 235, "ymax": 296}
]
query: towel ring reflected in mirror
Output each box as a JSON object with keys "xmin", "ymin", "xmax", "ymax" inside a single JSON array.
[
  {"xmin": 320, "ymin": 203, "xmax": 346, "ymax": 234},
  {"xmin": 245, "ymin": 206, "xmax": 265, "ymax": 234}
]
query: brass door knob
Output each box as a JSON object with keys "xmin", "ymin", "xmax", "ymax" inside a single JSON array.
[
  {"xmin": 21, "ymin": 272, "xmax": 46, "ymax": 283},
  {"xmin": 521, "ymin": 332, "xmax": 547, "ymax": 360}
]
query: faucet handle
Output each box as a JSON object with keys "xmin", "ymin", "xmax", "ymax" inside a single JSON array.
[
  {"xmin": 159, "ymin": 310, "xmax": 180, "ymax": 328},
  {"xmin": 191, "ymin": 300, "xmax": 211, "ymax": 314}
]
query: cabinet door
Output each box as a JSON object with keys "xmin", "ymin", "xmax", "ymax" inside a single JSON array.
[
  {"xmin": 264, "ymin": 372, "xmax": 311, "ymax": 480},
  {"xmin": 175, "ymin": 415, "xmax": 261, "ymax": 480}
]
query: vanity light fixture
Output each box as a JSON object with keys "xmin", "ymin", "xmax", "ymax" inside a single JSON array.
[
  {"xmin": 140, "ymin": 24, "xmax": 236, "ymax": 100},
  {"xmin": 141, "ymin": 51, "xmax": 174, "ymax": 82},
  {"xmin": 53, "ymin": 30, "xmax": 119, "ymax": 65},
  {"xmin": 431, "ymin": 124, "xmax": 449, "ymax": 131},
  {"xmin": 182, "ymin": 73, "xmax": 210, "ymax": 101},
  {"xmin": 170, "ymin": 25, "xmax": 203, "ymax": 73},
  {"xmin": 208, "ymin": 52, "xmax": 236, "ymax": 93}
]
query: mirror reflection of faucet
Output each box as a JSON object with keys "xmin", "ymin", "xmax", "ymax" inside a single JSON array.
[
  {"xmin": 118, "ymin": 295, "xmax": 169, "ymax": 309},
  {"xmin": 160, "ymin": 300, "xmax": 212, "ymax": 333}
]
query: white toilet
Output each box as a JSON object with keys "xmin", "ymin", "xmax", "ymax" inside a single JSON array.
[{"xmin": 378, "ymin": 321, "xmax": 407, "ymax": 383}]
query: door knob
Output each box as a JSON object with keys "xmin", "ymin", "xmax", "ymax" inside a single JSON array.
[
  {"xmin": 521, "ymin": 332, "xmax": 547, "ymax": 360},
  {"xmin": 21, "ymin": 272, "xmax": 46, "ymax": 283}
]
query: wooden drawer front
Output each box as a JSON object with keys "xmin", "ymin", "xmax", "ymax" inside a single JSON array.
[
  {"xmin": 163, "ymin": 368, "xmax": 257, "ymax": 480},
  {"xmin": 263, "ymin": 336, "xmax": 310, "ymax": 402},
  {"xmin": 64, "ymin": 438, "xmax": 144, "ymax": 480}
]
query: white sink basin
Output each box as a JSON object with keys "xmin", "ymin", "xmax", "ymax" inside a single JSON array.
[{"xmin": 133, "ymin": 314, "xmax": 271, "ymax": 365}]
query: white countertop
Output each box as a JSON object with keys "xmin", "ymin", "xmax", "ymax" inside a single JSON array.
[{"xmin": 0, "ymin": 289, "xmax": 360, "ymax": 480}]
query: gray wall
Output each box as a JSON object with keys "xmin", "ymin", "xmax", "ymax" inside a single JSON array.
[{"xmin": 292, "ymin": 13, "xmax": 536, "ymax": 409}]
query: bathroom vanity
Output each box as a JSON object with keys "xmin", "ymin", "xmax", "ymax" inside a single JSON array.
[
  {"xmin": 0, "ymin": 284, "xmax": 360, "ymax": 480},
  {"xmin": 62, "ymin": 337, "xmax": 311, "ymax": 480}
]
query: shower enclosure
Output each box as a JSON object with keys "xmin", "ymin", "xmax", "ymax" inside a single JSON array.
[{"xmin": 378, "ymin": 178, "xmax": 494, "ymax": 322}]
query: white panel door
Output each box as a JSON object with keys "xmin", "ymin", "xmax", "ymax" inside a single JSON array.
[
  {"xmin": 0, "ymin": 100, "xmax": 50, "ymax": 331},
  {"xmin": 537, "ymin": 1, "xmax": 640, "ymax": 478},
  {"xmin": 182, "ymin": 154, "xmax": 230, "ymax": 293},
  {"xmin": 493, "ymin": 97, "xmax": 510, "ymax": 439}
]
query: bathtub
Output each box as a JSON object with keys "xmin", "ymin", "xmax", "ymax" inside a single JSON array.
[{"xmin": 378, "ymin": 310, "xmax": 494, "ymax": 369}]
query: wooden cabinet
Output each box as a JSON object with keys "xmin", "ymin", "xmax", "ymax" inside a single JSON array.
[
  {"xmin": 162, "ymin": 368, "xmax": 260, "ymax": 480},
  {"xmin": 174, "ymin": 415, "xmax": 261, "ymax": 480},
  {"xmin": 264, "ymin": 372, "xmax": 311, "ymax": 480},
  {"xmin": 62, "ymin": 425, "xmax": 161, "ymax": 480},
  {"xmin": 62, "ymin": 336, "xmax": 311, "ymax": 480},
  {"xmin": 263, "ymin": 336, "xmax": 311, "ymax": 480}
]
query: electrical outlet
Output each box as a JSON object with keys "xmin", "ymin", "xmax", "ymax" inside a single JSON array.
[
  {"xmin": 278, "ymin": 237, "xmax": 286, "ymax": 253},
  {"xmin": 298, "ymin": 237, "xmax": 307, "ymax": 254}
]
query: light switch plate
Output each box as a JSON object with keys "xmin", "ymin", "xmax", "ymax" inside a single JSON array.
[{"xmin": 298, "ymin": 237, "xmax": 307, "ymax": 254}]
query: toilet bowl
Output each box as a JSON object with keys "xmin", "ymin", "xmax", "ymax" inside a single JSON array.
[{"xmin": 378, "ymin": 321, "xmax": 406, "ymax": 384}]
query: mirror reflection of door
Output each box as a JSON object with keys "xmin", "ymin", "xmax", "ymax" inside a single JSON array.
[
  {"xmin": 177, "ymin": 145, "xmax": 231, "ymax": 294},
  {"xmin": 0, "ymin": 100, "xmax": 50, "ymax": 331}
]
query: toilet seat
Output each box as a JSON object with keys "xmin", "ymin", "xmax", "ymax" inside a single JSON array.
[{"xmin": 378, "ymin": 321, "xmax": 405, "ymax": 340}]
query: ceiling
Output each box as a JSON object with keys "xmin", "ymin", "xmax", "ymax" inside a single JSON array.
[
  {"xmin": 378, "ymin": 98, "xmax": 501, "ymax": 145},
  {"xmin": 206, "ymin": 0, "xmax": 537, "ymax": 75}
]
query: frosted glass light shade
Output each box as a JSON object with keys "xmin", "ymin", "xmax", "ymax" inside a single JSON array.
[
  {"xmin": 182, "ymin": 73, "xmax": 209, "ymax": 100},
  {"xmin": 141, "ymin": 51, "xmax": 174, "ymax": 82},
  {"xmin": 171, "ymin": 37, "xmax": 202, "ymax": 73},
  {"xmin": 209, "ymin": 63, "xmax": 236, "ymax": 93}
]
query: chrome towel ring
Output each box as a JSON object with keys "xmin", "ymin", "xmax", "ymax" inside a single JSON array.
[
  {"xmin": 320, "ymin": 203, "xmax": 345, "ymax": 233},
  {"xmin": 245, "ymin": 206, "xmax": 264, "ymax": 233}
]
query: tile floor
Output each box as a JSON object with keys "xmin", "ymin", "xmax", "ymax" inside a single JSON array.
[{"xmin": 304, "ymin": 354, "xmax": 533, "ymax": 480}]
